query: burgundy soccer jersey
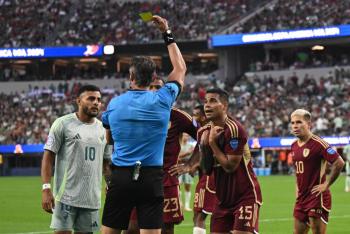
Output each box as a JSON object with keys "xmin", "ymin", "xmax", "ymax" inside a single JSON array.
[
  {"xmin": 198, "ymin": 117, "xmax": 262, "ymax": 209},
  {"xmin": 163, "ymin": 108, "xmax": 198, "ymax": 187},
  {"xmin": 291, "ymin": 135, "xmax": 340, "ymax": 211}
]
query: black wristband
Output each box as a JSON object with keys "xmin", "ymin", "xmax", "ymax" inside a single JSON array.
[{"xmin": 163, "ymin": 30, "xmax": 175, "ymax": 46}]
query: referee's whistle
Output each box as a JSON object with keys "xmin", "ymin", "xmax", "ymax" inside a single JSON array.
[{"xmin": 132, "ymin": 161, "xmax": 141, "ymax": 181}]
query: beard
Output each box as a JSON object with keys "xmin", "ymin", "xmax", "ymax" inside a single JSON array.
[{"xmin": 82, "ymin": 106, "xmax": 99, "ymax": 118}]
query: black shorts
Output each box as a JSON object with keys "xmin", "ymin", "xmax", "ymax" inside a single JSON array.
[{"xmin": 102, "ymin": 166, "xmax": 164, "ymax": 230}]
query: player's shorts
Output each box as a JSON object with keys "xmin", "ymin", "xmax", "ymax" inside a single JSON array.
[
  {"xmin": 102, "ymin": 166, "xmax": 163, "ymax": 230},
  {"xmin": 346, "ymin": 161, "xmax": 350, "ymax": 176},
  {"xmin": 294, "ymin": 205, "xmax": 329, "ymax": 225},
  {"xmin": 50, "ymin": 201, "xmax": 99, "ymax": 232},
  {"xmin": 179, "ymin": 173, "xmax": 193, "ymax": 184},
  {"xmin": 193, "ymin": 177, "xmax": 217, "ymax": 214},
  {"xmin": 163, "ymin": 185, "xmax": 184, "ymax": 224},
  {"xmin": 211, "ymin": 201, "xmax": 260, "ymax": 233},
  {"xmin": 128, "ymin": 185, "xmax": 183, "ymax": 224}
]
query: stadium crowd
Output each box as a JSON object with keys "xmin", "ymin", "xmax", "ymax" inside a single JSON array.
[
  {"xmin": 1, "ymin": 71, "xmax": 349, "ymax": 145},
  {"xmin": 249, "ymin": 52, "xmax": 350, "ymax": 72},
  {"xmin": 230, "ymin": 0, "xmax": 350, "ymax": 34},
  {"xmin": 1, "ymin": 0, "xmax": 263, "ymax": 47}
]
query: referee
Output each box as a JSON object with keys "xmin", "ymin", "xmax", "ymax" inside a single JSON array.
[{"xmin": 101, "ymin": 16, "xmax": 186, "ymax": 234}]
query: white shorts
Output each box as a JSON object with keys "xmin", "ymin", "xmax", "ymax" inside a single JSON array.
[{"xmin": 50, "ymin": 201, "xmax": 99, "ymax": 232}]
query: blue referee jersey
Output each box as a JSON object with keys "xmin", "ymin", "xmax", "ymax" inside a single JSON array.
[{"xmin": 102, "ymin": 82, "xmax": 180, "ymax": 166}]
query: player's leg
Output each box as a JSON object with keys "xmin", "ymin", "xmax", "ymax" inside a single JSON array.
[
  {"xmin": 123, "ymin": 208, "xmax": 140, "ymax": 234},
  {"xmin": 309, "ymin": 217, "xmax": 327, "ymax": 234},
  {"xmin": 294, "ymin": 218, "xmax": 309, "ymax": 234},
  {"xmin": 193, "ymin": 211, "xmax": 207, "ymax": 234},
  {"xmin": 74, "ymin": 207, "xmax": 100, "ymax": 234},
  {"xmin": 294, "ymin": 205, "xmax": 310, "ymax": 234},
  {"xmin": 308, "ymin": 208, "xmax": 328, "ymax": 234},
  {"xmin": 345, "ymin": 161, "xmax": 350, "ymax": 192},
  {"xmin": 51, "ymin": 201, "xmax": 76, "ymax": 234},
  {"xmin": 210, "ymin": 205, "xmax": 232, "ymax": 234},
  {"xmin": 184, "ymin": 182, "xmax": 192, "ymax": 211}
]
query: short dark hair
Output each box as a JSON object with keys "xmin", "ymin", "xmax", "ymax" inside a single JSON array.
[
  {"xmin": 206, "ymin": 88, "xmax": 229, "ymax": 103},
  {"xmin": 130, "ymin": 56, "xmax": 157, "ymax": 87},
  {"xmin": 194, "ymin": 104, "xmax": 205, "ymax": 115},
  {"xmin": 77, "ymin": 84, "xmax": 101, "ymax": 97}
]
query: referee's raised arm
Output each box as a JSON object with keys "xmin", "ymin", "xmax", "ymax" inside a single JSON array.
[{"xmin": 152, "ymin": 15, "xmax": 187, "ymax": 89}]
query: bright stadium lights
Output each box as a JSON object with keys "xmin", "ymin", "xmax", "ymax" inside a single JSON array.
[
  {"xmin": 311, "ymin": 45, "xmax": 325, "ymax": 51},
  {"xmin": 79, "ymin": 58, "xmax": 99, "ymax": 62},
  {"xmin": 103, "ymin": 45, "xmax": 115, "ymax": 55}
]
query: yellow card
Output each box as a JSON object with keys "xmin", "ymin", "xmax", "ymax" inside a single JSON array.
[{"xmin": 139, "ymin": 12, "xmax": 153, "ymax": 22}]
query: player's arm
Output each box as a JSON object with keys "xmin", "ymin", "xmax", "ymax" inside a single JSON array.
[
  {"xmin": 41, "ymin": 150, "xmax": 55, "ymax": 214},
  {"xmin": 169, "ymin": 144, "xmax": 199, "ymax": 177},
  {"xmin": 152, "ymin": 15, "xmax": 186, "ymax": 88},
  {"xmin": 208, "ymin": 126, "xmax": 242, "ymax": 173},
  {"xmin": 103, "ymin": 129, "xmax": 113, "ymax": 188},
  {"xmin": 311, "ymin": 149, "xmax": 345, "ymax": 196}
]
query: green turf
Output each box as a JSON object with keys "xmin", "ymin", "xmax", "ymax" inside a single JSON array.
[{"xmin": 0, "ymin": 176, "xmax": 349, "ymax": 233}]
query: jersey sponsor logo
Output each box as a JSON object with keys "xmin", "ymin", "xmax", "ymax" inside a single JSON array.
[
  {"xmin": 327, "ymin": 147, "xmax": 336, "ymax": 155},
  {"xmin": 46, "ymin": 135, "xmax": 55, "ymax": 147},
  {"xmin": 173, "ymin": 213, "xmax": 179, "ymax": 218},
  {"xmin": 230, "ymin": 138, "xmax": 239, "ymax": 150},
  {"xmin": 73, "ymin": 133, "xmax": 81, "ymax": 140},
  {"xmin": 303, "ymin": 148, "xmax": 310, "ymax": 157},
  {"xmin": 90, "ymin": 221, "xmax": 98, "ymax": 227},
  {"xmin": 244, "ymin": 221, "xmax": 251, "ymax": 227}
]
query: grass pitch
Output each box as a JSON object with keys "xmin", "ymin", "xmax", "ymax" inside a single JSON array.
[{"xmin": 0, "ymin": 176, "xmax": 348, "ymax": 233}]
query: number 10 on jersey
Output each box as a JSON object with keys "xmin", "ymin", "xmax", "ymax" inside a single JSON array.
[
  {"xmin": 85, "ymin": 146, "xmax": 96, "ymax": 161},
  {"xmin": 295, "ymin": 161, "xmax": 304, "ymax": 174}
]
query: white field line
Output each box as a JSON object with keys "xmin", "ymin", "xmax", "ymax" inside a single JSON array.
[{"xmin": 5, "ymin": 215, "xmax": 350, "ymax": 233}]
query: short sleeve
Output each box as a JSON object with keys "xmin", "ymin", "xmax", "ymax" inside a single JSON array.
[
  {"xmin": 103, "ymin": 144, "xmax": 113, "ymax": 159},
  {"xmin": 156, "ymin": 82, "xmax": 181, "ymax": 108},
  {"xmin": 101, "ymin": 103, "xmax": 111, "ymax": 129},
  {"xmin": 44, "ymin": 119, "xmax": 64, "ymax": 154},
  {"xmin": 322, "ymin": 146, "xmax": 340, "ymax": 164}
]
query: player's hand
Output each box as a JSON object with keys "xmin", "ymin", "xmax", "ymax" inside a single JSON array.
[
  {"xmin": 200, "ymin": 129, "xmax": 210, "ymax": 146},
  {"xmin": 152, "ymin": 15, "xmax": 169, "ymax": 33},
  {"xmin": 169, "ymin": 163, "xmax": 190, "ymax": 176},
  {"xmin": 208, "ymin": 125, "xmax": 224, "ymax": 146},
  {"xmin": 42, "ymin": 189, "xmax": 55, "ymax": 214},
  {"xmin": 311, "ymin": 182, "xmax": 329, "ymax": 197}
]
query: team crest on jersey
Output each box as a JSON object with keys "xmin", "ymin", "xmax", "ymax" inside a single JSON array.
[
  {"xmin": 303, "ymin": 148, "xmax": 310, "ymax": 157},
  {"xmin": 230, "ymin": 138, "xmax": 239, "ymax": 150},
  {"xmin": 46, "ymin": 135, "xmax": 55, "ymax": 147}
]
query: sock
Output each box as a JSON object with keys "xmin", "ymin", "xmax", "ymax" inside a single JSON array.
[
  {"xmin": 185, "ymin": 191, "xmax": 191, "ymax": 209},
  {"xmin": 346, "ymin": 176, "xmax": 350, "ymax": 191},
  {"xmin": 193, "ymin": 227, "xmax": 206, "ymax": 234}
]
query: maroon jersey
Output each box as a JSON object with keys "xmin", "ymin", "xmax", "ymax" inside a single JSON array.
[
  {"xmin": 198, "ymin": 117, "xmax": 262, "ymax": 209},
  {"xmin": 291, "ymin": 135, "xmax": 340, "ymax": 211},
  {"xmin": 163, "ymin": 108, "xmax": 198, "ymax": 187}
]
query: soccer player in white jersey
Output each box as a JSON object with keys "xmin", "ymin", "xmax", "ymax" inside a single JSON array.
[{"xmin": 41, "ymin": 85, "xmax": 112, "ymax": 234}]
